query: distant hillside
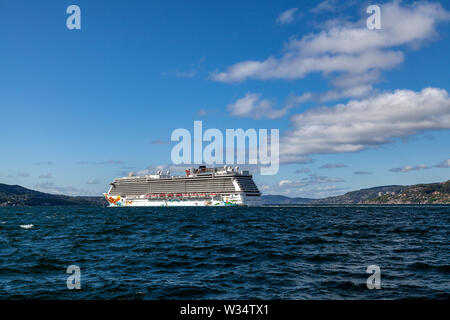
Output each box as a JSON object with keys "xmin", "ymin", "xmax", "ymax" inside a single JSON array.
[
  {"xmin": 363, "ymin": 181, "xmax": 450, "ymax": 204},
  {"xmin": 309, "ymin": 185, "xmax": 405, "ymax": 204},
  {"xmin": 0, "ymin": 184, "xmax": 107, "ymax": 207},
  {"xmin": 263, "ymin": 181, "xmax": 450, "ymax": 205},
  {"xmin": 261, "ymin": 185, "xmax": 406, "ymax": 205},
  {"xmin": 1, "ymin": 180, "xmax": 448, "ymax": 206}
]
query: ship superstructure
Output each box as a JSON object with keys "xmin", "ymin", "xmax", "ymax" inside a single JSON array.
[{"xmin": 104, "ymin": 166, "xmax": 262, "ymax": 207}]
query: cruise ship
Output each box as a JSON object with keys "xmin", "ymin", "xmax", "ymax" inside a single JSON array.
[{"xmin": 104, "ymin": 166, "xmax": 262, "ymax": 207}]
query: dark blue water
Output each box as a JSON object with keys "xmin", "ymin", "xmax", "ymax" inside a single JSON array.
[{"xmin": 0, "ymin": 206, "xmax": 449, "ymax": 299}]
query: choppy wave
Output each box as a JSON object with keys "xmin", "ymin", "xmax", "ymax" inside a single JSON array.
[{"xmin": 0, "ymin": 205, "xmax": 449, "ymax": 299}]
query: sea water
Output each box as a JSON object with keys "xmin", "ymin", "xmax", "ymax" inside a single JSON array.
[{"xmin": 0, "ymin": 205, "xmax": 448, "ymax": 299}]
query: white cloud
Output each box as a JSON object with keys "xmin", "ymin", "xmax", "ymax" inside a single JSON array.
[
  {"xmin": 278, "ymin": 179, "xmax": 294, "ymax": 186},
  {"xmin": 150, "ymin": 139, "xmax": 170, "ymax": 145},
  {"xmin": 212, "ymin": 50, "xmax": 403, "ymax": 83},
  {"xmin": 276, "ymin": 8, "xmax": 298, "ymax": 25},
  {"xmin": 332, "ymin": 71, "xmax": 381, "ymax": 89},
  {"xmin": 262, "ymin": 174, "xmax": 346, "ymax": 197},
  {"xmin": 33, "ymin": 182, "xmax": 88, "ymax": 196},
  {"xmin": 32, "ymin": 161, "xmax": 54, "ymax": 166},
  {"xmin": 280, "ymin": 88, "xmax": 450, "ymax": 162},
  {"xmin": 302, "ymin": 174, "xmax": 345, "ymax": 184},
  {"xmin": 320, "ymin": 163, "xmax": 347, "ymax": 169},
  {"xmin": 38, "ymin": 173, "xmax": 53, "ymax": 179},
  {"xmin": 295, "ymin": 168, "xmax": 311, "ymax": 174},
  {"xmin": 389, "ymin": 164, "xmax": 430, "ymax": 173},
  {"xmin": 227, "ymin": 91, "xmax": 316, "ymax": 119},
  {"xmin": 281, "ymin": 84, "xmax": 375, "ymax": 112},
  {"xmin": 77, "ymin": 160, "xmax": 124, "ymax": 165},
  {"xmin": 197, "ymin": 109, "xmax": 208, "ymax": 116},
  {"xmin": 212, "ymin": 1, "xmax": 450, "ymax": 91},
  {"xmin": 17, "ymin": 172, "xmax": 30, "ymax": 178},
  {"xmin": 161, "ymin": 56, "xmax": 206, "ymax": 78},
  {"xmin": 318, "ymin": 84, "xmax": 375, "ymax": 102},
  {"xmin": 434, "ymin": 159, "xmax": 450, "ymax": 168},
  {"xmin": 277, "ymin": 174, "xmax": 345, "ymax": 187},
  {"xmin": 227, "ymin": 92, "xmax": 290, "ymax": 119},
  {"xmin": 161, "ymin": 70, "xmax": 197, "ymax": 78},
  {"xmin": 354, "ymin": 171, "xmax": 372, "ymax": 175},
  {"xmin": 310, "ymin": 0, "xmax": 338, "ymax": 14},
  {"xmin": 86, "ymin": 179, "xmax": 100, "ymax": 185}
]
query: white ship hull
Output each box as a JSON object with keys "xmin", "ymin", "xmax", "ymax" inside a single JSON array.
[
  {"xmin": 104, "ymin": 166, "xmax": 262, "ymax": 207},
  {"xmin": 104, "ymin": 194, "xmax": 262, "ymax": 207}
]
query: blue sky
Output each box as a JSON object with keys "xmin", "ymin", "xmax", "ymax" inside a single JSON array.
[{"xmin": 0, "ymin": 0, "xmax": 449, "ymax": 197}]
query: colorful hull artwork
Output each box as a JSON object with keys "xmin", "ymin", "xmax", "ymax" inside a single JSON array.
[
  {"xmin": 103, "ymin": 193, "xmax": 243, "ymax": 207},
  {"xmin": 104, "ymin": 166, "xmax": 262, "ymax": 207}
]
